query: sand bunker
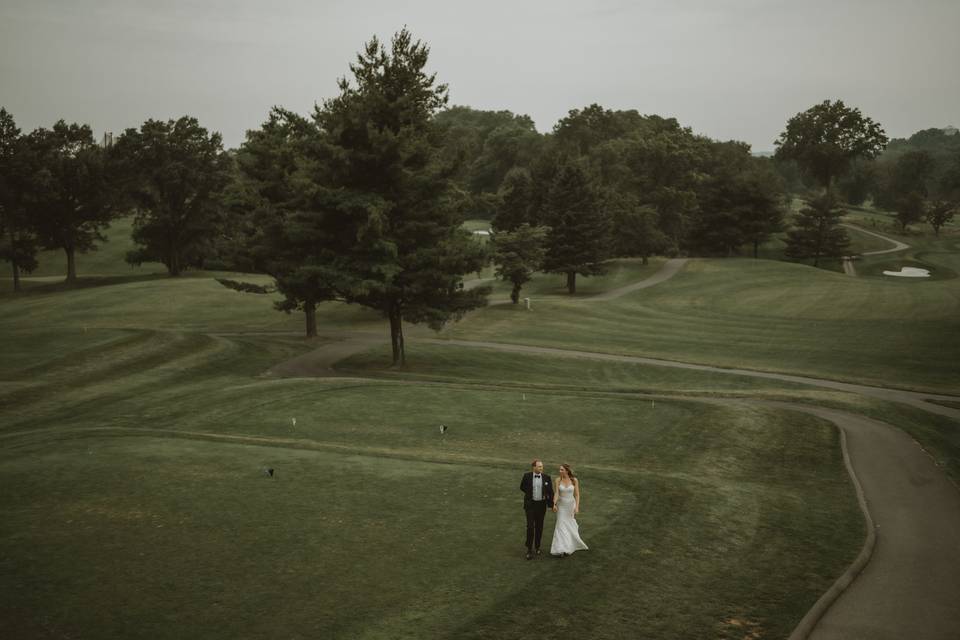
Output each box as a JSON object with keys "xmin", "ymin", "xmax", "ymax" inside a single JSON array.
[{"xmin": 883, "ymin": 267, "xmax": 930, "ymax": 278}]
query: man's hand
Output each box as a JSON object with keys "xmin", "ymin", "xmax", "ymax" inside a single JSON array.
[{"xmin": 552, "ymin": 506, "xmax": 558, "ymax": 513}]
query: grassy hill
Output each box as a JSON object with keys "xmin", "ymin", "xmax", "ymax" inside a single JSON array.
[
  {"xmin": 445, "ymin": 254, "xmax": 960, "ymax": 394},
  {"xmin": 1, "ymin": 206, "xmax": 957, "ymax": 638},
  {"xmin": 0, "ymin": 317, "xmax": 863, "ymax": 639},
  {"xmin": 7, "ymin": 216, "xmax": 167, "ymax": 280}
]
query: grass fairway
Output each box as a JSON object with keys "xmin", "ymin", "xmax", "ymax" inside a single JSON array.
[
  {"xmin": 445, "ymin": 256, "xmax": 960, "ymax": 394},
  {"xmin": 0, "ymin": 281, "xmax": 865, "ymax": 638},
  {"xmin": 0, "ymin": 371, "xmax": 862, "ymax": 639},
  {"xmin": 6, "ymin": 209, "xmax": 956, "ymax": 637}
]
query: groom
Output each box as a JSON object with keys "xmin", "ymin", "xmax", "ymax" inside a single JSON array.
[{"xmin": 520, "ymin": 459, "xmax": 555, "ymax": 560}]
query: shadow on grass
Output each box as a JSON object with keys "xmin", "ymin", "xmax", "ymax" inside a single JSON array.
[{"xmin": 0, "ymin": 272, "xmax": 170, "ymax": 297}]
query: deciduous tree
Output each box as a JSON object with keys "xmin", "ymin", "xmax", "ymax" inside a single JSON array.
[
  {"xmin": 774, "ymin": 99, "xmax": 887, "ymax": 192},
  {"xmin": 0, "ymin": 108, "xmax": 38, "ymax": 292},
  {"xmin": 894, "ymin": 191, "xmax": 925, "ymax": 233},
  {"xmin": 114, "ymin": 117, "xmax": 230, "ymax": 276},
  {"xmin": 925, "ymin": 200, "xmax": 956, "ymax": 237},
  {"xmin": 26, "ymin": 121, "xmax": 120, "ymax": 282}
]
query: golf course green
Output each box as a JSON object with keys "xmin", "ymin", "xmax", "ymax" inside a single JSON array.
[{"xmin": 1, "ymin": 208, "xmax": 957, "ymax": 639}]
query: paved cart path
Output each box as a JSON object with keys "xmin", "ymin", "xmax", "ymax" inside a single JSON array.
[{"xmin": 253, "ymin": 256, "xmax": 960, "ymax": 638}]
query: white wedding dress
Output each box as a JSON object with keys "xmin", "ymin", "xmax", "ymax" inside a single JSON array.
[{"xmin": 550, "ymin": 482, "xmax": 588, "ymax": 555}]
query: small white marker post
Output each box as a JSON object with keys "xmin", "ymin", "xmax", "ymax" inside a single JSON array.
[
  {"xmin": 291, "ymin": 417, "xmax": 296, "ymax": 429},
  {"xmin": 523, "ymin": 297, "xmax": 531, "ymax": 311}
]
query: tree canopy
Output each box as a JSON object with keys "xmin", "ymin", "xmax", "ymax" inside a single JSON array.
[
  {"xmin": 0, "ymin": 108, "xmax": 38, "ymax": 291},
  {"xmin": 219, "ymin": 32, "xmax": 493, "ymax": 349},
  {"xmin": 774, "ymin": 99, "xmax": 888, "ymax": 192},
  {"xmin": 24, "ymin": 121, "xmax": 121, "ymax": 282},
  {"xmin": 114, "ymin": 116, "xmax": 230, "ymax": 276}
]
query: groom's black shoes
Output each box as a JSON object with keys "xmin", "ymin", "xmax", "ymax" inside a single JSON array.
[
  {"xmin": 536, "ymin": 548, "xmax": 542, "ymax": 556},
  {"xmin": 525, "ymin": 549, "xmax": 532, "ymax": 560}
]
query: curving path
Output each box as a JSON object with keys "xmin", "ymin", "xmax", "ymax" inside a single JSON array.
[
  {"xmin": 256, "ymin": 257, "xmax": 960, "ymax": 638},
  {"xmin": 591, "ymin": 258, "xmax": 689, "ymax": 300},
  {"xmin": 841, "ymin": 224, "xmax": 911, "ymax": 276},
  {"xmin": 841, "ymin": 223, "xmax": 911, "ymax": 256},
  {"xmin": 414, "ymin": 338, "xmax": 960, "ymax": 420},
  {"xmin": 773, "ymin": 403, "xmax": 960, "ymax": 640},
  {"xmin": 8, "ymin": 392, "xmax": 956, "ymax": 639}
]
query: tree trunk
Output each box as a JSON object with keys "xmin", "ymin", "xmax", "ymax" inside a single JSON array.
[
  {"xmin": 389, "ymin": 304, "xmax": 405, "ymax": 367},
  {"xmin": 566, "ymin": 271, "xmax": 576, "ymax": 294},
  {"xmin": 641, "ymin": 254, "xmax": 649, "ymax": 265},
  {"xmin": 753, "ymin": 240, "xmax": 759, "ymax": 259},
  {"xmin": 304, "ymin": 300, "xmax": 317, "ymax": 338},
  {"xmin": 168, "ymin": 247, "xmax": 182, "ymax": 277},
  {"xmin": 10, "ymin": 229, "xmax": 21, "ymax": 292},
  {"xmin": 65, "ymin": 246, "xmax": 77, "ymax": 282},
  {"xmin": 510, "ymin": 282, "xmax": 521, "ymax": 304}
]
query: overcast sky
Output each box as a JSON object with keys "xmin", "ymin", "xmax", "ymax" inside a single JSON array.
[{"xmin": 1, "ymin": 0, "xmax": 958, "ymax": 151}]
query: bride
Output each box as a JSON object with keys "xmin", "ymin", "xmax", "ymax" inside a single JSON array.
[{"xmin": 550, "ymin": 463, "xmax": 588, "ymax": 557}]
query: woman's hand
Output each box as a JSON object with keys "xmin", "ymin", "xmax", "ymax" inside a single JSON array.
[{"xmin": 574, "ymin": 506, "xmax": 579, "ymax": 515}]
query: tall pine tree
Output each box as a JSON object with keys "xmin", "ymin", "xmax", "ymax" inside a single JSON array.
[
  {"xmin": 306, "ymin": 29, "xmax": 489, "ymax": 365},
  {"xmin": 784, "ymin": 193, "xmax": 850, "ymax": 267},
  {"xmin": 223, "ymin": 108, "xmax": 335, "ymax": 337},
  {"xmin": 541, "ymin": 159, "xmax": 611, "ymax": 293}
]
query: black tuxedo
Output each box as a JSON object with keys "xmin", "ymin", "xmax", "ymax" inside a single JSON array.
[{"xmin": 520, "ymin": 471, "xmax": 554, "ymax": 551}]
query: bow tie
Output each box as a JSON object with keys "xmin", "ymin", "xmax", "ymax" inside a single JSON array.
[{"xmin": 534, "ymin": 474, "xmax": 541, "ymax": 478}]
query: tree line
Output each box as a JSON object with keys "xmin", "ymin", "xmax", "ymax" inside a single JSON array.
[
  {"xmin": 3, "ymin": 28, "xmax": 957, "ymax": 361},
  {"xmin": 0, "ymin": 112, "xmax": 228, "ymax": 288},
  {"xmin": 776, "ymin": 111, "xmax": 960, "ymax": 237}
]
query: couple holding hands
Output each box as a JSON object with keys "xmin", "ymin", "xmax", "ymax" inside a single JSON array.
[{"xmin": 520, "ymin": 459, "xmax": 589, "ymax": 560}]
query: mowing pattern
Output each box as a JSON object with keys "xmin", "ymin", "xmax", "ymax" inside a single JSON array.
[
  {"xmin": 3, "ymin": 220, "xmax": 957, "ymax": 638},
  {"xmin": 0, "ymin": 323, "xmax": 863, "ymax": 639},
  {"xmin": 445, "ymin": 258, "xmax": 960, "ymax": 393}
]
